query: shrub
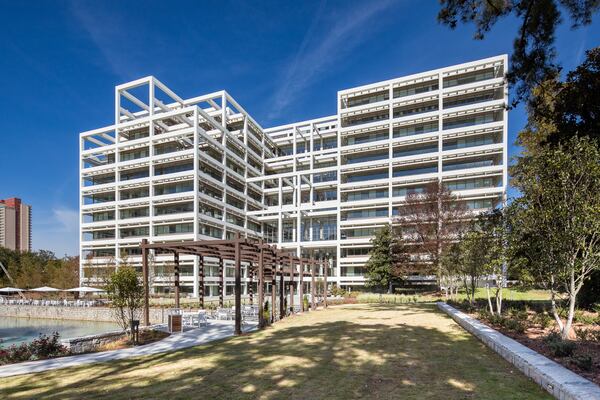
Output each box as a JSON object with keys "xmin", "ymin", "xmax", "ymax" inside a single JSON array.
[
  {"xmin": 574, "ymin": 327, "xmax": 592, "ymax": 341},
  {"xmin": 356, "ymin": 293, "xmax": 420, "ymax": 304},
  {"xmin": 262, "ymin": 300, "xmax": 270, "ymax": 324},
  {"xmin": 0, "ymin": 332, "xmax": 68, "ymax": 365},
  {"xmin": 330, "ymin": 284, "xmax": 346, "ymax": 297},
  {"xmin": 545, "ymin": 332, "xmax": 576, "ymax": 357},
  {"xmin": 574, "ymin": 309, "xmax": 598, "ymax": 325},
  {"xmin": 571, "ymin": 354, "xmax": 594, "ymax": 371},
  {"xmin": 591, "ymin": 330, "xmax": 600, "ymax": 342},
  {"xmin": 534, "ymin": 312, "xmax": 553, "ymax": 329},
  {"xmin": 502, "ymin": 317, "xmax": 526, "ymax": 333}
]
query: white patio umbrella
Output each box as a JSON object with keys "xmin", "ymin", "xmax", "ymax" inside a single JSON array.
[
  {"xmin": 65, "ymin": 286, "xmax": 105, "ymax": 293},
  {"xmin": 29, "ymin": 286, "xmax": 61, "ymax": 292},
  {"xmin": 0, "ymin": 287, "xmax": 23, "ymax": 293}
]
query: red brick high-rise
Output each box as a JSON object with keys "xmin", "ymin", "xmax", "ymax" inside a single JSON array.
[{"xmin": 0, "ymin": 198, "xmax": 32, "ymax": 252}]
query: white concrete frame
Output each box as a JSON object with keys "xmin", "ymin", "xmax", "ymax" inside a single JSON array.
[{"xmin": 80, "ymin": 55, "xmax": 508, "ymax": 293}]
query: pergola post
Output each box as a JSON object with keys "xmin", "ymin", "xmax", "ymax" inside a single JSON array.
[
  {"xmin": 199, "ymin": 255, "xmax": 204, "ymax": 309},
  {"xmin": 323, "ymin": 259, "xmax": 328, "ymax": 309},
  {"xmin": 234, "ymin": 233, "xmax": 242, "ymax": 335},
  {"xmin": 248, "ymin": 263, "xmax": 254, "ymax": 306},
  {"xmin": 136, "ymin": 238, "xmax": 324, "ymax": 328},
  {"xmin": 258, "ymin": 244, "xmax": 265, "ymax": 328},
  {"xmin": 271, "ymin": 272, "xmax": 276, "ymax": 323},
  {"xmin": 174, "ymin": 251, "xmax": 180, "ymax": 309},
  {"xmin": 311, "ymin": 260, "xmax": 316, "ymax": 311},
  {"xmin": 218, "ymin": 257, "xmax": 224, "ymax": 308},
  {"xmin": 279, "ymin": 260, "xmax": 284, "ymax": 318},
  {"xmin": 141, "ymin": 239, "xmax": 149, "ymax": 326},
  {"xmin": 299, "ymin": 261, "xmax": 304, "ymax": 312},
  {"xmin": 289, "ymin": 255, "xmax": 294, "ymax": 314}
]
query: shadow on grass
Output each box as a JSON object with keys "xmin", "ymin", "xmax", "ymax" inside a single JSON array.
[{"xmin": 0, "ymin": 304, "xmax": 551, "ymax": 400}]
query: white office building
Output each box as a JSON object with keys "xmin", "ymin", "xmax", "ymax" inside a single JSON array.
[{"xmin": 80, "ymin": 55, "xmax": 508, "ymax": 295}]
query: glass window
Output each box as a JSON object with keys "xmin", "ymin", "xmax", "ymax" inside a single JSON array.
[
  {"xmin": 394, "ymin": 81, "xmax": 439, "ymax": 98},
  {"xmin": 154, "ymin": 223, "xmax": 193, "ymax": 236},
  {"xmin": 394, "ymin": 122, "xmax": 438, "ymax": 138}
]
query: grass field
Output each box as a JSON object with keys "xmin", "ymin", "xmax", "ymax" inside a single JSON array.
[
  {"xmin": 0, "ymin": 304, "xmax": 551, "ymax": 400},
  {"xmin": 356, "ymin": 288, "xmax": 551, "ymax": 304}
]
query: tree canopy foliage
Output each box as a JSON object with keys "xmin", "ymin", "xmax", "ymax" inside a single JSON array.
[
  {"xmin": 509, "ymin": 136, "xmax": 600, "ymax": 338},
  {"xmin": 365, "ymin": 224, "xmax": 397, "ymax": 293},
  {"xmin": 438, "ymin": 0, "xmax": 600, "ymax": 106},
  {"xmin": 0, "ymin": 247, "xmax": 79, "ymax": 289},
  {"xmin": 521, "ymin": 47, "xmax": 600, "ymax": 147},
  {"xmin": 106, "ymin": 265, "xmax": 144, "ymax": 337}
]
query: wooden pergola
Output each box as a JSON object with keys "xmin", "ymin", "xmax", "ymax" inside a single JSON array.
[{"xmin": 140, "ymin": 234, "xmax": 329, "ymax": 335}]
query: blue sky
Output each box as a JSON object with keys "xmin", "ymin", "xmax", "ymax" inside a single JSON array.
[{"xmin": 0, "ymin": 1, "xmax": 598, "ymax": 256}]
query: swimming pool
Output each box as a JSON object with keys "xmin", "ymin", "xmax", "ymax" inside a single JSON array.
[{"xmin": 0, "ymin": 317, "xmax": 120, "ymax": 346}]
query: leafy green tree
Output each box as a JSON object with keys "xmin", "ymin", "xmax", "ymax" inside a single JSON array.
[
  {"xmin": 365, "ymin": 224, "xmax": 396, "ymax": 293},
  {"xmin": 106, "ymin": 266, "xmax": 144, "ymax": 338},
  {"xmin": 522, "ymin": 47, "xmax": 600, "ymax": 147},
  {"xmin": 0, "ymin": 247, "xmax": 79, "ymax": 289},
  {"xmin": 457, "ymin": 230, "xmax": 487, "ymax": 305},
  {"xmin": 471, "ymin": 210, "xmax": 507, "ymax": 314},
  {"xmin": 509, "ymin": 136, "xmax": 600, "ymax": 339},
  {"xmin": 440, "ymin": 242, "xmax": 462, "ymax": 299},
  {"xmin": 438, "ymin": 0, "xmax": 599, "ymax": 106}
]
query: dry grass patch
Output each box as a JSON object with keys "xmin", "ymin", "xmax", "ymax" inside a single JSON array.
[{"xmin": 0, "ymin": 303, "xmax": 551, "ymax": 400}]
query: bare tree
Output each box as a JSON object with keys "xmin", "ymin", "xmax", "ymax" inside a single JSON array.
[{"xmin": 395, "ymin": 181, "xmax": 469, "ymax": 293}]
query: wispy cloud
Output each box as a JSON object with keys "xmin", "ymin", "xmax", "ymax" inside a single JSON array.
[
  {"xmin": 68, "ymin": 1, "xmax": 144, "ymax": 81},
  {"xmin": 268, "ymin": 0, "xmax": 396, "ymax": 119}
]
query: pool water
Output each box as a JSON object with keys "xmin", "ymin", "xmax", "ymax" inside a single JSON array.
[{"xmin": 0, "ymin": 317, "xmax": 120, "ymax": 347}]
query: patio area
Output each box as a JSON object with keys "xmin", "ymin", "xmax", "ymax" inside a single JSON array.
[{"xmin": 0, "ymin": 303, "xmax": 551, "ymax": 399}]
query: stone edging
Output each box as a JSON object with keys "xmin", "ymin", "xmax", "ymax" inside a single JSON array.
[
  {"xmin": 437, "ymin": 302, "xmax": 600, "ymax": 400},
  {"xmin": 62, "ymin": 330, "xmax": 126, "ymax": 354}
]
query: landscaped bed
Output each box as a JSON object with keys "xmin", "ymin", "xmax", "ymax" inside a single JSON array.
[
  {"xmin": 0, "ymin": 303, "xmax": 551, "ymax": 399},
  {"xmin": 448, "ymin": 299, "xmax": 600, "ymax": 385},
  {"xmin": 0, "ymin": 329, "xmax": 169, "ymax": 366}
]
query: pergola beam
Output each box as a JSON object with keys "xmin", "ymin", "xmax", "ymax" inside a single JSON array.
[{"xmin": 140, "ymin": 237, "xmax": 324, "ymax": 334}]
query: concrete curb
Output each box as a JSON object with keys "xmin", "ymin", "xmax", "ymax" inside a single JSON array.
[{"xmin": 437, "ymin": 302, "xmax": 600, "ymax": 400}]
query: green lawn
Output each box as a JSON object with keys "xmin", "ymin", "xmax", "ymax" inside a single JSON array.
[
  {"xmin": 0, "ymin": 304, "xmax": 551, "ymax": 400},
  {"xmin": 454, "ymin": 288, "xmax": 551, "ymax": 302},
  {"xmin": 357, "ymin": 288, "xmax": 551, "ymax": 304}
]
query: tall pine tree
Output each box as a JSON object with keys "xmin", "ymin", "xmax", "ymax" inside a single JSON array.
[{"xmin": 365, "ymin": 224, "xmax": 395, "ymax": 293}]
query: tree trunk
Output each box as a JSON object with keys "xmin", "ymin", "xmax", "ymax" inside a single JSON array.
[
  {"xmin": 550, "ymin": 283, "xmax": 565, "ymax": 334},
  {"xmin": 495, "ymin": 286, "xmax": 503, "ymax": 315},
  {"xmin": 562, "ymin": 269, "xmax": 577, "ymax": 340},
  {"xmin": 387, "ymin": 280, "xmax": 393, "ymax": 294},
  {"xmin": 485, "ymin": 284, "xmax": 494, "ymax": 315}
]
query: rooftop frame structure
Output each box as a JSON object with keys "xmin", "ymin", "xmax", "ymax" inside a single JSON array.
[{"xmin": 140, "ymin": 234, "xmax": 329, "ymax": 335}]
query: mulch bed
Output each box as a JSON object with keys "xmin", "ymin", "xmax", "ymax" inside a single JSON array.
[{"xmin": 461, "ymin": 309, "xmax": 600, "ymax": 385}]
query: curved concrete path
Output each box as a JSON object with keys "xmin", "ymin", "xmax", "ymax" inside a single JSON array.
[{"xmin": 0, "ymin": 320, "xmax": 256, "ymax": 378}]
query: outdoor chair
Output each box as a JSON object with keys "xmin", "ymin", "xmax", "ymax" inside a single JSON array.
[
  {"xmin": 198, "ymin": 310, "xmax": 208, "ymax": 326},
  {"xmin": 216, "ymin": 308, "xmax": 229, "ymax": 320},
  {"xmin": 182, "ymin": 312, "xmax": 195, "ymax": 327}
]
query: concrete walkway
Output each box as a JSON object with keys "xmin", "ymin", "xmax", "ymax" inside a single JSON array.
[{"xmin": 0, "ymin": 320, "xmax": 256, "ymax": 378}]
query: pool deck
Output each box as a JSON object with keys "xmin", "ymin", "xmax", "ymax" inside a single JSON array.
[{"xmin": 0, "ymin": 320, "xmax": 256, "ymax": 378}]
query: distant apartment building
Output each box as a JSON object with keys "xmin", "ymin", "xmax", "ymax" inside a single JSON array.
[
  {"xmin": 0, "ymin": 198, "xmax": 32, "ymax": 252},
  {"xmin": 80, "ymin": 55, "xmax": 507, "ymax": 294}
]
